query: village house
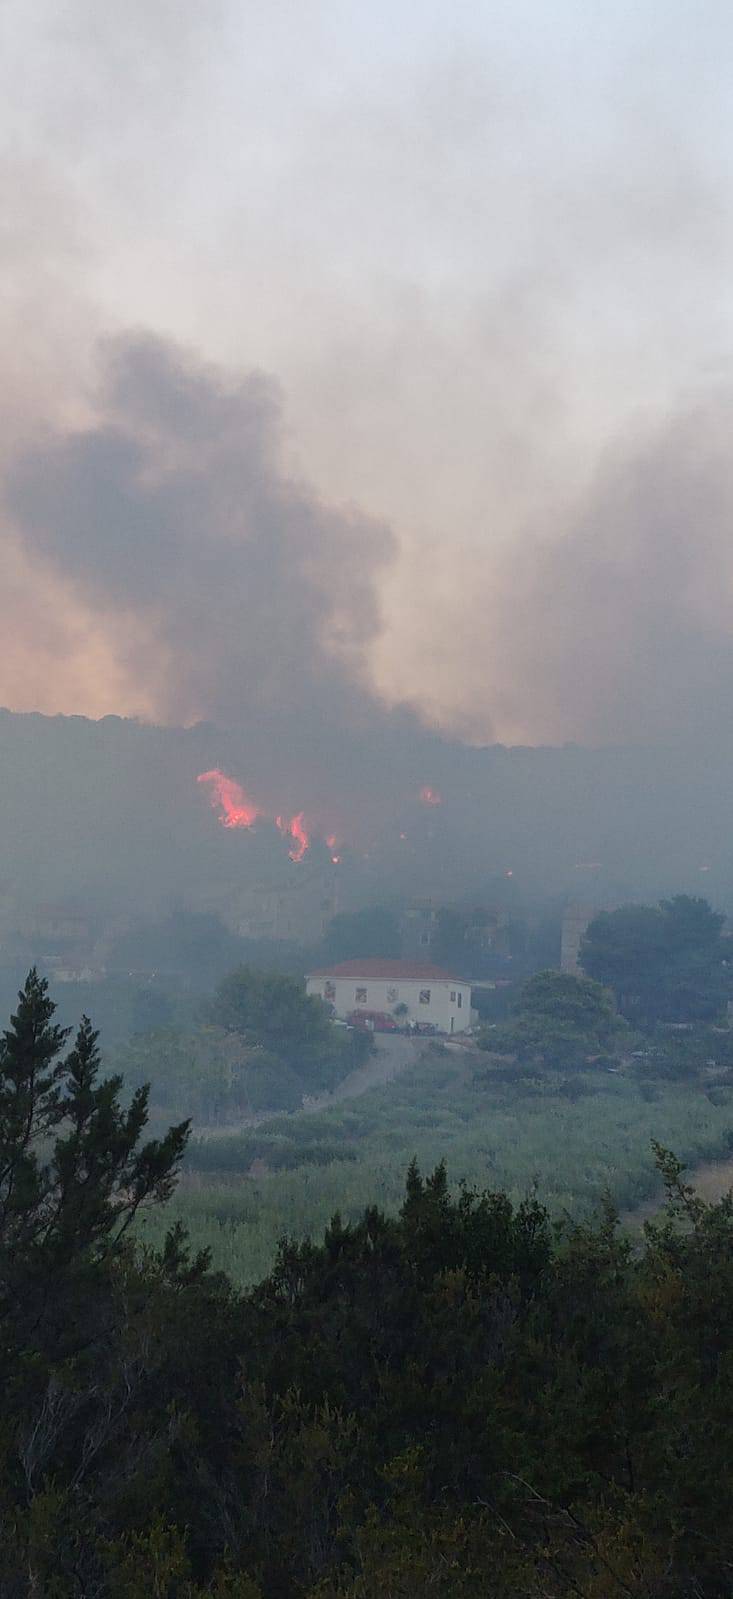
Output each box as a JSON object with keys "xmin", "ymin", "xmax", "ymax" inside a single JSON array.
[{"xmin": 305, "ymin": 959, "xmax": 473, "ymax": 1034}]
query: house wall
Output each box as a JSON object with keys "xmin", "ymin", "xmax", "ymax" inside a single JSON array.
[{"xmin": 306, "ymin": 974, "xmax": 472, "ymax": 1032}]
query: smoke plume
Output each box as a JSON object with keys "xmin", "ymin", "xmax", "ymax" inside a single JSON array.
[
  {"xmin": 6, "ymin": 333, "xmax": 397, "ymax": 738},
  {"xmin": 6, "ymin": 333, "xmax": 733, "ymax": 769},
  {"xmin": 475, "ymin": 396, "xmax": 733, "ymax": 745}
]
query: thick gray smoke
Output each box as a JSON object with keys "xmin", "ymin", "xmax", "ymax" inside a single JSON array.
[
  {"xmin": 6, "ymin": 333, "xmax": 397, "ymax": 739},
  {"xmin": 5, "ymin": 333, "xmax": 733, "ymax": 912},
  {"xmin": 483, "ymin": 396, "xmax": 733, "ymax": 744},
  {"xmin": 7, "ymin": 332, "xmax": 733, "ymax": 765},
  {"xmin": 8, "ymin": 323, "xmax": 733, "ymax": 764}
]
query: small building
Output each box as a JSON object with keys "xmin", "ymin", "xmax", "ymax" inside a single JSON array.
[{"xmin": 306, "ymin": 959, "xmax": 472, "ymax": 1034}]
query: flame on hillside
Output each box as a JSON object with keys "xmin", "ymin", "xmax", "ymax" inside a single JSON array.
[
  {"xmin": 197, "ymin": 769, "xmax": 262, "ymax": 829},
  {"xmin": 419, "ymin": 785, "xmax": 442, "ymax": 807},
  {"xmin": 198, "ymin": 769, "xmax": 337, "ymax": 863},
  {"xmin": 276, "ymin": 811, "xmax": 310, "ymax": 862}
]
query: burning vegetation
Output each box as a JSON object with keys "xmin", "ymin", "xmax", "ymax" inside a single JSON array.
[
  {"xmin": 198, "ymin": 768, "xmax": 315, "ymax": 862},
  {"xmin": 197, "ymin": 770, "xmax": 262, "ymax": 830}
]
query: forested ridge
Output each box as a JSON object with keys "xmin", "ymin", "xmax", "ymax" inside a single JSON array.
[
  {"xmin": 2, "ymin": 708, "xmax": 733, "ymax": 908},
  {"xmin": 2, "ymin": 973, "xmax": 733, "ymax": 1596}
]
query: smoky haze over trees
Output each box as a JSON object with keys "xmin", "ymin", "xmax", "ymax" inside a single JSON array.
[
  {"xmin": 2, "ymin": 340, "xmax": 733, "ymax": 916},
  {"xmin": 3, "ymin": 709, "xmax": 733, "ymax": 919},
  {"xmin": 3, "ymin": 5, "xmax": 733, "ymax": 1590}
]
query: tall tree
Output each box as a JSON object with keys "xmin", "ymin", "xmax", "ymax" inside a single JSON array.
[
  {"xmin": 211, "ymin": 966, "xmax": 332, "ymax": 1071},
  {"xmin": 580, "ymin": 895, "xmax": 731, "ymax": 1025},
  {"xmin": 481, "ymin": 967, "xmax": 623, "ymax": 1067},
  {"xmin": 0, "ymin": 969, "xmax": 189, "ymax": 1360}
]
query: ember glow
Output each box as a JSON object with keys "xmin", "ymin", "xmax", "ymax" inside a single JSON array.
[
  {"xmin": 419, "ymin": 785, "xmax": 442, "ymax": 807},
  {"xmin": 197, "ymin": 769, "xmax": 262, "ymax": 829}
]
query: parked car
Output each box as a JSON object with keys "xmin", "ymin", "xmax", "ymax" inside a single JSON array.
[{"xmin": 346, "ymin": 1009, "xmax": 400, "ymax": 1033}]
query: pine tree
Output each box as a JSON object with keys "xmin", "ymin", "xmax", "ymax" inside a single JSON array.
[
  {"xmin": 0, "ymin": 970, "xmax": 190, "ymax": 1359},
  {"xmin": 0, "ymin": 967, "xmax": 69, "ymax": 1255}
]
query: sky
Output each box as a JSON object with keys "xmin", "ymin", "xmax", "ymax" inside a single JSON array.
[{"xmin": 1, "ymin": 0, "xmax": 733, "ymax": 746}]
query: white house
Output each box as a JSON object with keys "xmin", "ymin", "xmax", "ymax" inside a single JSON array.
[{"xmin": 305, "ymin": 959, "xmax": 473, "ymax": 1034}]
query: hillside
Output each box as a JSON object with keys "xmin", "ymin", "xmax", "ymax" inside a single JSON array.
[{"xmin": 0, "ymin": 709, "xmax": 732, "ymax": 923}]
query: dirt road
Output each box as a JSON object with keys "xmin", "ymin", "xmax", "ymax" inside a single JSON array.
[
  {"xmin": 302, "ymin": 1033, "xmax": 424, "ymax": 1113},
  {"xmin": 200, "ymin": 1034, "xmax": 424, "ymax": 1138}
]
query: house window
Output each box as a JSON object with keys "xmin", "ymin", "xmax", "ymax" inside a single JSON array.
[
  {"xmin": 324, "ymin": 981, "xmax": 336, "ymax": 1001},
  {"xmin": 457, "ymin": 992, "xmax": 463, "ymax": 1008},
  {"xmin": 355, "ymin": 987, "xmax": 367, "ymax": 1004},
  {"xmin": 419, "ymin": 989, "xmax": 431, "ymax": 1005},
  {"xmin": 386, "ymin": 986, "xmax": 398, "ymax": 1003},
  {"xmin": 450, "ymin": 990, "xmax": 456, "ymax": 1002},
  {"xmin": 419, "ymin": 932, "xmax": 431, "ymax": 946}
]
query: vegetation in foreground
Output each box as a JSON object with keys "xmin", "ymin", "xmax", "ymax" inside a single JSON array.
[
  {"xmin": 109, "ymin": 894, "xmax": 733, "ymax": 1286},
  {"xmin": 3, "ymin": 971, "xmax": 733, "ymax": 1595},
  {"xmin": 138, "ymin": 1029, "xmax": 733, "ymax": 1286}
]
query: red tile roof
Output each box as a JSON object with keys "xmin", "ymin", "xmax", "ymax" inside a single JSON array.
[{"xmin": 307, "ymin": 959, "xmax": 467, "ymax": 982}]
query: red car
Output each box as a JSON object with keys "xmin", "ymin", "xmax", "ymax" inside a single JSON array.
[{"xmin": 346, "ymin": 1009, "xmax": 399, "ymax": 1033}]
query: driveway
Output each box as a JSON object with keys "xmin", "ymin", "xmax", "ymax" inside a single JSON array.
[{"xmin": 302, "ymin": 1032, "xmax": 424, "ymax": 1112}]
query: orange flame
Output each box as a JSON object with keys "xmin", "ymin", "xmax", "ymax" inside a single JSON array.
[
  {"xmin": 197, "ymin": 769, "xmax": 262, "ymax": 829},
  {"xmin": 419, "ymin": 785, "xmax": 442, "ymax": 807},
  {"xmin": 276, "ymin": 811, "xmax": 310, "ymax": 862},
  {"xmin": 198, "ymin": 770, "xmax": 319, "ymax": 860}
]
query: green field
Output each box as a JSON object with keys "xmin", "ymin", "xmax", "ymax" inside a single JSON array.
[{"xmin": 136, "ymin": 1046, "xmax": 733, "ymax": 1285}]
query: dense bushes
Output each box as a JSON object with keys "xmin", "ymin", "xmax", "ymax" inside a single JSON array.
[
  {"xmin": 111, "ymin": 969, "xmax": 374, "ymax": 1125},
  {"xmin": 479, "ymin": 968, "xmax": 625, "ymax": 1068},
  {"xmin": 4, "ymin": 973, "xmax": 733, "ymax": 1595},
  {"xmin": 187, "ymin": 1131, "xmax": 358, "ymax": 1173},
  {"xmin": 143, "ymin": 1049, "xmax": 733, "ymax": 1287},
  {"xmin": 580, "ymin": 894, "xmax": 732, "ymax": 1026}
]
